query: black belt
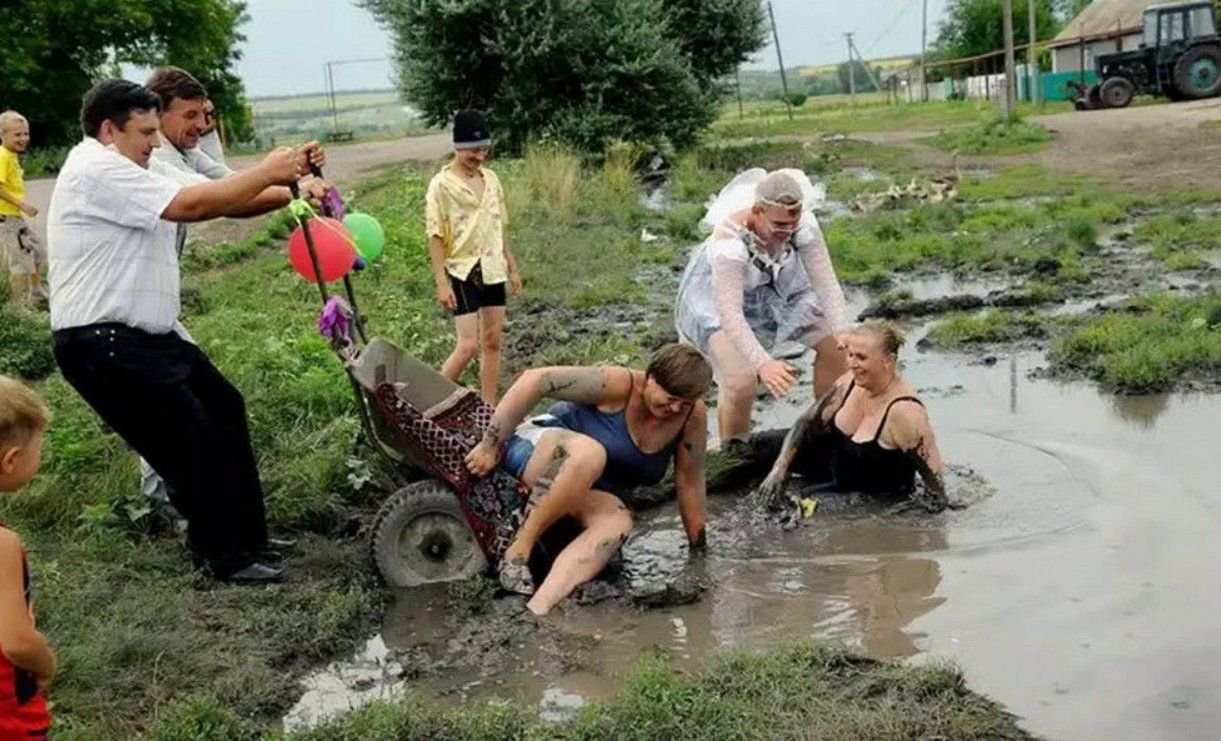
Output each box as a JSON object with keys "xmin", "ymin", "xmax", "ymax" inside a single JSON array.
[{"xmin": 52, "ymin": 322, "xmax": 161, "ymax": 342}]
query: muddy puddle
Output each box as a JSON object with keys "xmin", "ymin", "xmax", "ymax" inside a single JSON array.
[{"xmin": 286, "ymin": 322, "xmax": 1221, "ymax": 740}]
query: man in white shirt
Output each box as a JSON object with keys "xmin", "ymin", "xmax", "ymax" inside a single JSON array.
[
  {"xmin": 48, "ymin": 79, "xmax": 310, "ymax": 583},
  {"xmin": 138, "ymin": 66, "xmax": 328, "ymax": 512}
]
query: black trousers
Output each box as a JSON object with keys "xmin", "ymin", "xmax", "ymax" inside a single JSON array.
[{"xmin": 53, "ymin": 323, "xmax": 268, "ymax": 572}]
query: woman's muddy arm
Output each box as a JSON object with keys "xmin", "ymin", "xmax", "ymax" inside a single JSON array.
[
  {"xmin": 753, "ymin": 380, "xmax": 844, "ymax": 509},
  {"xmin": 891, "ymin": 404, "xmax": 948, "ymax": 511},
  {"xmin": 674, "ymin": 404, "xmax": 709, "ymax": 548},
  {"xmin": 467, "ymin": 367, "xmax": 618, "ymax": 475}
]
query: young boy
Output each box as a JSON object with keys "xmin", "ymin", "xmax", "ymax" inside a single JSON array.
[
  {"xmin": 0, "ymin": 376, "xmax": 55, "ymax": 739},
  {"xmin": 0, "ymin": 111, "xmax": 47, "ymax": 310},
  {"xmin": 426, "ymin": 109, "xmax": 522, "ymax": 403}
]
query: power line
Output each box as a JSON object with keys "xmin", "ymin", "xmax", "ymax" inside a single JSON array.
[{"xmin": 863, "ymin": 0, "xmax": 918, "ymax": 56}]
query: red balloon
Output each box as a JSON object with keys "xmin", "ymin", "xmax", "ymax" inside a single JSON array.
[{"xmin": 287, "ymin": 217, "xmax": 357, "ymax": 283}]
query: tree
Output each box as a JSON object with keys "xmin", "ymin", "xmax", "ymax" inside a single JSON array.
[
  {"xmin": 836, "ymin": 59, "xmax": 884, "ymax": 94},
  {"xmin": 934, "ymin": 0, "xmax": 1061, "ymax": 61},
  {"xmin": 360, "ymin": 0, "xmax": 767, "ymax": 154},
  {"xmin": 0, "ymin": 0, "xmax": 253, "ymax": 147}
]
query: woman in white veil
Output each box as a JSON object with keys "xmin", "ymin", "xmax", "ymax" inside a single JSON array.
[{"xmin": 675, "ymin": 168, "xmax": 849, "ymax": 448}]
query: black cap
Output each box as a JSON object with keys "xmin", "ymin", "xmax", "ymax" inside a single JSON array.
[{"xmin": 453, "ymin": 109, "xmax": 490, "ymax": 150}]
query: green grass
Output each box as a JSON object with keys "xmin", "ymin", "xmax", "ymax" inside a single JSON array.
[
  {"xmin": 927, "ymin": 116, "xmax": 1052, "ymax": 155},
  {"xmin": 1133, "ymin": 211, "xmax": 1221, "ymax": 271},
  {"xmin": 1052, "ymin": 292, "xmax": 1221, "ymax": 393},
  {"xmin": 142, "ymin": 643, "xmax": 1033, "ymax": 739},
  {"xmin": 823, "ymin": 193, "xmax": 1130, "ymax": 283},
  {"xmin": 925, "ymin": 310, "xmax": 1071, "ymax": 346},
  {"xmin": 0, "ymin": 302, "xmax": 54, "ymax": 380}
]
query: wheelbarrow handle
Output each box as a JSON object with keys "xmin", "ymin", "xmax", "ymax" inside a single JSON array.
[{"xmin": 290, "ymin": 181, "xmax": 330, "ymax": 305}]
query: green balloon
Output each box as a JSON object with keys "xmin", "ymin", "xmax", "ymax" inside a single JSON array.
[{"xmin": 343, "ymin": 212, "xmax": 386, "ymax": 261}]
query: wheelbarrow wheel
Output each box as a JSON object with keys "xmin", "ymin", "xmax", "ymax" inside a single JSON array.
[{"xmin": 370, "ymin": 479, "xmax": 487, "ymax": 587}]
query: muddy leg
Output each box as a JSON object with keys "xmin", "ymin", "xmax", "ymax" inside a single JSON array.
[
  {"xmin": 527, "ymin": 491, "xmax": 632, "ymax": 615},
  {"xmin": 813, "ymin": 335, "xmax": 847, "ymax": 399},
  {"xmin": 503, "ymin": 431, "xmax": 606, "ymax": 565},
  {"xmin": 708, "ymin": 331, "xmax": 757, "ymax": 443},
  {"xmin": 477, "ymin": 306, "xmax": 505, "ymax": 404},
  {"xmin": 440, "ymin": 313, "xmax": 480, "ymax": 383}
]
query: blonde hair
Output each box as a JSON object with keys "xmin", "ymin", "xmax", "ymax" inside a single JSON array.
[
  {"xmin": 0, "ymin": 111, "xmax": 28, "ymax": 138},
  {"xmin": 853, "ymin": 320, "xmax": 906, "ymax": 356},
  {"xmin": 0, "ymin": 376, "xmax": 49, "ymax": 450}
]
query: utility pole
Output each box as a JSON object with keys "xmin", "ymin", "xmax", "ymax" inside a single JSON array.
[
  {"xmin": 767, "ymin": 2, "xmax": 794, "ymax": 120},
  {"xmin": 849, "ymin": 34, "xmax": 884, "ymax": 94},
  {"xmin": 735, "ymin": 69, "xmax": 744, "ymax": 119},
  {"xmin": 1027, "ymin": 0, "xmax": 1040, "ymax": 106},
  {"xmin": 845, "ymin": 33, "xmax": 857, "ymax": 105},
  {"xmin": 1001, "ymin": 0, "xmax": 1017, "ymax": 120},
  {"xmin": 920, "ymin": 0, "xmax": 929, "ymax": 102}
]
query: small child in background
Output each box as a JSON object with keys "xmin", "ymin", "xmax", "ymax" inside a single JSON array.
[
  {"xmin": 0, "ymin": 111, "xmax": 47, "ymax": 310},
  {"xmin": 0, "ymin": 376, "xmax": 55, "ymax": 739},
  {"xmin": 426, "ymin": 109, "xmax": 522, "ymax": 403}
]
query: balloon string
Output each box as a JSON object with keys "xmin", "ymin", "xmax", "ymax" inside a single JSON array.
[
  {"xmin": 288, "ymin": 198, "xmax": 358, "ymax": 251},
  {"xmin": 287, "ymin": 197, "xmax": 316, "ymax": 223}
]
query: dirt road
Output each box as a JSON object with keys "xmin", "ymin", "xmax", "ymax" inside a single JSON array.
[
  {"xmin": 22, "ymin": 133, "xmax": 452, "ymax": 243},
  {"xmin": 867, "ymin": 98, "xmax": 1221, "ymax": 190}
]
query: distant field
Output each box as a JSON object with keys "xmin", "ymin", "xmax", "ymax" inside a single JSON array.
[
  {"xmin": 251, "ymin": 90, "xmax": 401, "ymax": 116},
  {"xmin": 248, "ymin": 90, "xmax": 433, "ymax": 146}
]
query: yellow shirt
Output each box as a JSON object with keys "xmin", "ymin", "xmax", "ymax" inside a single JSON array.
[
  {"xmin": 425, "ymin": 163, "xmax": 508, "ymax": 283},
  {"xmin": 0, "ymin": 146, "xmax": 24, "ymax": 218}
]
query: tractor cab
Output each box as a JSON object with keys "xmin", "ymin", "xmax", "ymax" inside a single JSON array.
[
  {"xmin": 1092, "ymin": 0, "xmax": 1220, "ymax": 108},
  {"xmin": 1142, "ymin": 1, "xmax": 1217, "ymax": 63}
]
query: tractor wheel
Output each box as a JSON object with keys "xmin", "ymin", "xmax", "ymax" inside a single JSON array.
[
  {"xmin": 1099, "ymin": 77, "xmax": 1135, "ymax": 109},
  {"xmin": 370, "ymin": 479, "xmax": 487, "ymax": 587},
  {"xmin": 1087, "ymin": 84, "xmax": 1103, "ymax": 109},
  {"xmin": 1173, "ymin": 46, "xmax": 1221, "ymax": 100}
]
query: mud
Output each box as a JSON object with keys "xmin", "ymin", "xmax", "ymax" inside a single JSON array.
[
  {"xmin": 289, "ymin": 324, "xmax": 1221, "ymax": 741},
  {"xmin": 290, "ymin": 141, "xmax": 1216, "ymax": 737}
]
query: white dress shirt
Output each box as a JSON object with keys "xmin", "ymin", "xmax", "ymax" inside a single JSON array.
[{"xmin": 47, "ymin": 138, "xmax": 185, "ymax": 333}]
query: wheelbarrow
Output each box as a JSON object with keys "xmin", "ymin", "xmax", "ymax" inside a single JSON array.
[{"xmin": 289, "ymin": 174, "xmax": 529, "ymax": 587}]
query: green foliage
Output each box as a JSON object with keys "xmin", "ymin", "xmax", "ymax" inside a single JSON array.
[
  {"xmin": 926, "ymin": 310, "xmax": 1067, "ymax": 346},
  {"xmin": 1134, "ymin": 212, "xmax": 1221, "ymax": 270},
  {"xmin": 359, "ymin": 0, "xmax": 766, "ymax": 154},
  {"xmin": 0, "ymin": 304, "xmax": 54, "ymax": 380},
  {"xmin": 0, "ymin": 0, "xmax": 253, "ymax": 146},
  {"xmin": 928, "ymin": 116, "xmax": 1052, "ymax": 155},
  {"xmin": 934, "ymin": 0, "xmax": 1061, "ymax": 61},
  {"xmin": 782, "ymin": 92, "xmax": 808, "ymax": 108},
  {"xmin": 1053, "ymin": 293, "xmax": 1221, "ymax": 392},
  {"xmin": 146, "ymin": 695, "xmax": 261, "ymax": 741}
]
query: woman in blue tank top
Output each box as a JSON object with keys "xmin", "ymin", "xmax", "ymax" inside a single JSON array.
[{"xmin": 465, "ymin": 344, "xmax": 712, "ymax": 616}]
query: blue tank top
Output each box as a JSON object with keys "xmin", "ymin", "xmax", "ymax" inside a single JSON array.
[{"xmin": 539, "ymin": 373, "xmax": 687, "ymax": 495}]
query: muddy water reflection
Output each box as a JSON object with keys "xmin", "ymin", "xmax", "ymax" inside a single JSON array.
[{"xmin": 291, "ymin": 349, "xmax": 1221, "ymax": 741}]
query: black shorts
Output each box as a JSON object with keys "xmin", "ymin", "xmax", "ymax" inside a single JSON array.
[{"xmin": 450, "ymin": 263, "xmax": 506, "ymax": 316}]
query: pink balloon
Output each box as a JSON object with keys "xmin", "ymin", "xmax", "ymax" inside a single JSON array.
[{"xmin": 288, "ymin": 218, "xmax": 357, "ymax": 283}]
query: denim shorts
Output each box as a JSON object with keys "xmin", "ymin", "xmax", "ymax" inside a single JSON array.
[{"xmin": 502, "ymin": 434, "xmax": 534, "ymax": 479}]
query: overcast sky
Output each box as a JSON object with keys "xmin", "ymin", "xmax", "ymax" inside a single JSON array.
[{"xmin": 236, "ymin": 0, "xmax": 952, "ymax": 98}]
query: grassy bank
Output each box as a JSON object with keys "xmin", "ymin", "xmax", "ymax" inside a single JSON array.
[
  {"xmin": 147, "ymin": 644, "xmax": 1036, "ymax": 740},
  {"xmin": 925, "ymin": 294, "xmax": 1220, "ymax": 393}
]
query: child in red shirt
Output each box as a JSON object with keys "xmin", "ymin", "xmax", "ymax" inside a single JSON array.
[{"xmin": 0, "ymin": 376, "xmax": 55, "ymax": 739}]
